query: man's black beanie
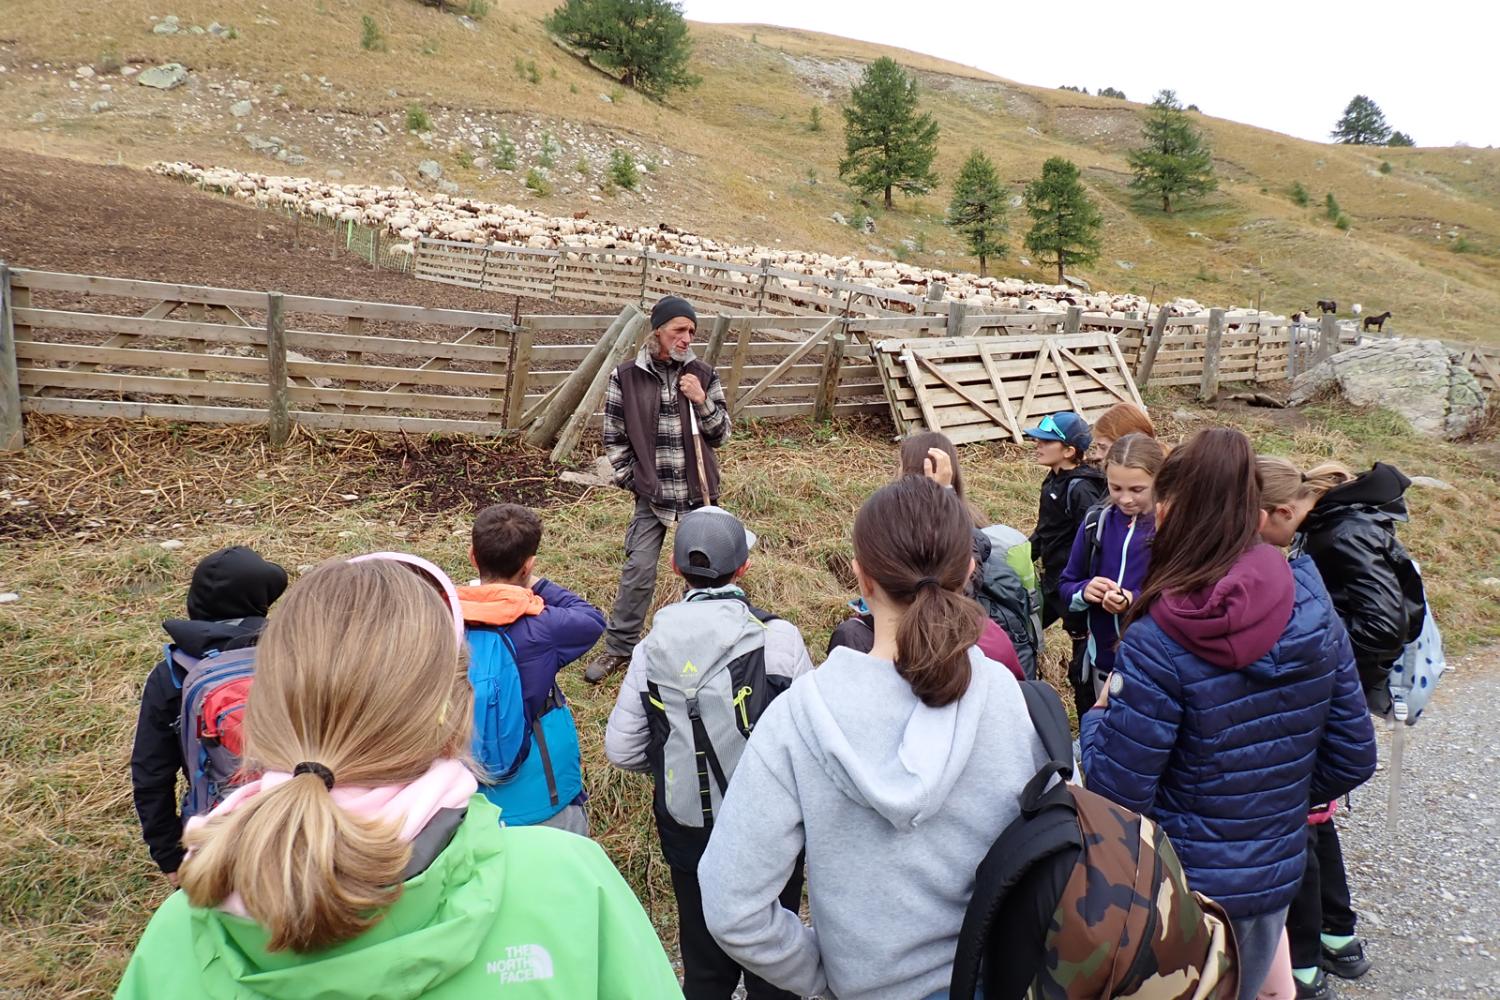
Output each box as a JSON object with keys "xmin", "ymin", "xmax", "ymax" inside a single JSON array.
[{"xmin": 650, "ymin": 295, "xmax": 697, "ymax": 331}]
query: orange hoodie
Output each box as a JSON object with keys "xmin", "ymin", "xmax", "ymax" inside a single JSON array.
[{"xmin": 456, "ymin": 583, "xmax": 545, "ymax": 627}]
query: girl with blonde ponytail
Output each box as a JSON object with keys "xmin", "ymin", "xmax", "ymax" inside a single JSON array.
[
  {"xmin": 699, "ymin": 477, "xmax": 1048, "ymax": 999},
  {"xmin": 118, "ymin": 555, "xmax": 679, "ymax": 999}
]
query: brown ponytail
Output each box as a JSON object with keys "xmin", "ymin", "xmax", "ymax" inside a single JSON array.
[
  {"xmin": 179, "ymin": 559, "xmax": 473, "ymax": 953},
  {"xmin": 898, "ymin": 429, "xmax": 983, "ymax": 527},
  {"xmin": 853, "ymin": 476, "xmax": 983, "ymax": 707}
]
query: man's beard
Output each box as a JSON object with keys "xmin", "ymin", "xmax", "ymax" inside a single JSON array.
[{"xmin": 668, "ymin": 346, "xmax": 691, "ymax": 363}]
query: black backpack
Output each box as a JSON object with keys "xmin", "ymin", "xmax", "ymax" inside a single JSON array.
[{"xmin": 949, "ymin": 682, "xmax": 1240, "ymax": 1000}]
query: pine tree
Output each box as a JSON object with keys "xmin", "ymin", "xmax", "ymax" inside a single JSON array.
[
  {"xmin": 1126, "ymin": 89, "xmax": 1217, "ymax": 213},
  {"xmin": 1023, "ymin": 157, "xmax": 1103, "ymax": 285},
  {"xmin": 946, "ymin": 150, "xmax": 1008, "ymax": 276},
  {"xmin": 839, "ymin": 57, "xmax": 939, "ymax": 209},
  {"xmin": 1387, "ymin": 130, "xmax": 1415, "ymax": 147},
  {"xmin": 1331, "ymin": 95, "xmax": 1392, "ymax": 145},
  {"xmin": 544, "ymin": 0, "xmax": 700, "ymax": 98}
]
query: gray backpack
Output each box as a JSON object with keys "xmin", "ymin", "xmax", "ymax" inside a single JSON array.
[{"xmin": 640, "ymin": 594, "xmax": 788, "ymax": 830}]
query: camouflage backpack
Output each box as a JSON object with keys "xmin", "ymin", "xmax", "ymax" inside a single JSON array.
[{"xmin": 950, "ymin": 681, "xmax": 1240, "ymax": 1000}]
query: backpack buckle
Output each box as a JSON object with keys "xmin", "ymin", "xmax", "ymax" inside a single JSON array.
[{"xmin": 686, "ymin": 696, "xmax": 701, "ymax": 721}]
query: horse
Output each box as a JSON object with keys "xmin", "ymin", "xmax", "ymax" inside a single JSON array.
[
  {"xmin": 1362, "ymin": 311, "xmax": 1393, "ymax": 333},
  {"xmin": 1316, "ymin": 299, "xmax": 1338, "ymax": 314}
]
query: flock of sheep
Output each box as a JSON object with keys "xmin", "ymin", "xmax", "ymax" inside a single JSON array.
[{"xmin": 154, "ymin": 161, "xmax": 1232, "ymax": 318}]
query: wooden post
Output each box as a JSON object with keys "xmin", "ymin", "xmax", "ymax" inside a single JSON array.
[
  {"xmin": 370, "ymin": 227, "xmax": 381, "ymax": 269},
  {"xmin": 0, "ymin": 264, "xmax": 24, "ymax": 451},
  {"xmin": 477, "ymin": 246, "xmax": 492, "ymax": 291},
  {"xmin": 1199, "ymin": 307, "xmax": 1226, "ymax": 402},
  {"xmin": 638, "ymin": 248, "xmax": 651, "ymax": 308},
  {"xmin": 724, "ymin": 318, "xmax": 753, "ymax": 408},
  {"xmin": 922, "ymin": 281, "xmax": 946, "ymax": 318},
  {"xmin": 1063, "ymin": 306, "xmax": 1082, "ymax": 335},
  {"xmin": 525, "ymin": 306, "xmax": 637, "ymax": 448},
  {"xmin": 504, "ymin": 325, "xmax": 533, "ymax": 428},
  {"xmin": 946, "ymin": 298, "xmax": 970, "ymax": 338},
  {"xmin": 1136, "ymin": 307, "xmax": 1170, "ymax": 386},
  {"xmin": 1318, "ymin": 313, "xmax": 1339, "ymax": 363},
  {"xmin": 754, "ymin": 258, "xmax": 771, "ymax": 315},
  {"xmin": 813, "ymin": 331, "xmax": 846, "ymax": 423},
  {"xmin": 703, "ymin": 315, "xmax": 732, "ymax": 368},
  {"xmin": 551, "ymin": 311, "xmax": 647, "ymax": 463},
  {"xmin": 266, "ymin": 292, "xmax": 290, "ymax": 447},
  {"xmin": 330, "ymin": 220, "xmax": 340, "ymax": 260}
]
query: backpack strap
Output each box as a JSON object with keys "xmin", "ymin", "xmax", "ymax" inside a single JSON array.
[
  {"xmin": 687, "ymin": 694, "xmax": 731, "ymax": 823},
  {"xmin": 1082, "ymin": 501, "xmax": 1109, "ymax": 579},
  {"xmin": 1017, "ymin": 681, "xmax": 1074, "ymax": 812}
]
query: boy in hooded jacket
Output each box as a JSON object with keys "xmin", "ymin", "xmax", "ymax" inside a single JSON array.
[
  {"xmin": 1080, "ymin": 429, "xmax": 1377, "ymax": 1000},
  {"xmin": 130, "ymin": 546, "xmax": 288, "ymax": 880},
  {"xmin": 604, "ymin": 506, "xmax": 812, "ymax": 1000}
]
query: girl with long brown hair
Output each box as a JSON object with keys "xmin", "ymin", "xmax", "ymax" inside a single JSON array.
[
  {"xmin": 698, "ymin": 476, "xmax": 1047, "ymax": 1000},
  {"xmin": 117, "ymin": 555, "xmax": 678, "ymax": 999},
  {"xmin": 1079, "ymin": 428, "xmax": 1376, "ymax": 1000}
]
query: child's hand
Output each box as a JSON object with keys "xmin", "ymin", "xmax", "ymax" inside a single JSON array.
[
  {"xmin": 1083, "ymin": 577, "xmax": 1114, "ymax": 604},
  {"xmin": 1102, "ymin": 587, "xmax": 1133, "ymax": 614},
  {"xmin": 924, "ymin": 447, "xmax": 954, "ymax": 488}
]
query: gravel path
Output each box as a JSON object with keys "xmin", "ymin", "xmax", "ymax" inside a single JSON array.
[{"xmin": 1335, "ymin": 647, "xmax": 1500, "ymax": 1000}]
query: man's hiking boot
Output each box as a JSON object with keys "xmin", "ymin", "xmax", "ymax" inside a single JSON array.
[
  {"xmin": 1295, "ymin": 969, "xmax": 1335, "ymax": 1000},
  {"xmin": 584, "ymin": 653, "xmax": 630, "ymax": 685},
  {"xmin": 1321, "ymin": 938, "xmax": 1371, "ymax": 980}
]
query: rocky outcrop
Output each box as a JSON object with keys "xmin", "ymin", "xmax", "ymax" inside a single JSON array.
[{"xmin": 1289, "ymin": 339, "xmax": 1487, "ymax": 439}]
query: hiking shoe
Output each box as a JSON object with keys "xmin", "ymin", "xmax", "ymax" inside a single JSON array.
[
  {"xmin": 584, "ymin": 653, "xmax": 630, "ymax": 685},
  {"xmin": 1295, "ymin": 969, "xmax": 1335, "ymax": 1000},
  {"xmin": 1321, "ymin": 938, "xmax": 1371, "ymax": 980}
]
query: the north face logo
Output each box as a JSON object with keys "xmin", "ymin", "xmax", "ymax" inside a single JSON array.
[{"xmin": 487, "ymin": 944, "xmax": 555, "ymax": 984}]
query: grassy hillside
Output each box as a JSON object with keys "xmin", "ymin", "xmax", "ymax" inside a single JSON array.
[{"xmin": 1, "ymin": 0, "xmax": 1499, "ymax": 341}]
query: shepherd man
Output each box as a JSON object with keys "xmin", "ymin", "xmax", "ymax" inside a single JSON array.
[{"xmin": 584, "ymin": 295, "xmax": 731, "ymax": 684}]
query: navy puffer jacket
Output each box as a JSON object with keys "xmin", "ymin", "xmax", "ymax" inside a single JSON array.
[{"xmin": 1080, "ymin": 551, "xmax": 1376, "ymax": 919}]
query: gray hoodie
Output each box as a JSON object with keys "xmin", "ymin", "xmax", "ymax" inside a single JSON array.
[{"xmin": 698, "ymin": 645, "xmax": 1047, "ymax": 1000}]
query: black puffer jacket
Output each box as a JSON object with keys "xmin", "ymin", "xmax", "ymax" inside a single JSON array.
[{"xmin": 1298, "ymin": 463, "xmax": 1426, "ymax": 693}]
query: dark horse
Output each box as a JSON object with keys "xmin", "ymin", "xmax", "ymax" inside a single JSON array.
[
  {"xmin": 1362, "ymin": 311, "xmax": 1393, "ymax": 332},
  {"xmin": 1316, "ymin": 299, "xmax": 1338, "ymax": 314}
]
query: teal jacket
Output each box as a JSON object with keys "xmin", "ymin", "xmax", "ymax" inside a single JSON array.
[{"xmin": 116, "ymin": 796, "xmax": 681, "ymax": 999}]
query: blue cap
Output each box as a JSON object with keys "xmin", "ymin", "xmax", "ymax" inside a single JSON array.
[{"xmin": 1023, "ymin": 411, "xmax": 1092, "ymax": 454}]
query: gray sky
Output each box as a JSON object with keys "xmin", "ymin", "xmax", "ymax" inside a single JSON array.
[{"xmin": 679, "ymin": 0, "xmax": 1498, "ymax": 149}]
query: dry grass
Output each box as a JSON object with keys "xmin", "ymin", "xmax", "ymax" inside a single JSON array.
[
  {"xmin": 2, "ymin": 398, "xmax": 1499, "ymax": 996},
  {"xmin": 1, "ymin": 1, "xmax": 1499, "ymax": 340}
]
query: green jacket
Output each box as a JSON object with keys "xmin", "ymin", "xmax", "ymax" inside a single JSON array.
[{"xmin": 115, "ymin": 797, "xmax": 682, "ymax": 999}]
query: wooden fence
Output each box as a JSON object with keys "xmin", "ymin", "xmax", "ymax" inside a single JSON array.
[
  {"xmin": 412, "ymin": 238, "xmax": 934, "ymax": 318},
  {"xmin": 0, "ymin": 265, "xmax": 896, "ymax": 452}
]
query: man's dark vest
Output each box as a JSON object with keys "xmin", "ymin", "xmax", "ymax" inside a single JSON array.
[{"xmin": 615, "ymin": 356, "xmax": 722, "ymax": 506}]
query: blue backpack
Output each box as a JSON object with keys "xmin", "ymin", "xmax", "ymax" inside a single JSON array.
[{"xmin": 466, "ymin": 626, "xmax": 585, "ymax": 827}]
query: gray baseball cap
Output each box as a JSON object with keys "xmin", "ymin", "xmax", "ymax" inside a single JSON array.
[{"xmin": 674, "ymin": 505, "xmax": 757, "ymax": 582}]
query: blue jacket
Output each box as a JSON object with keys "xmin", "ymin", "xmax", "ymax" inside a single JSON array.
[
  {"xmin": 459, "ymin": 579, "xmax": 606, "ymax": 820},
  {"xmin": 1080, "ymin": 554, "xmax": 1376, "ymax": 919},
  {"xmin": 1058, "ymin": 504, "xmax": 1155, "ymax": 676}
]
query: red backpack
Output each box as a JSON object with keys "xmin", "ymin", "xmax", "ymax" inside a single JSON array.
[{"xmin": 174, "ymin": 646, "xmax": 257, "ymax": 817}]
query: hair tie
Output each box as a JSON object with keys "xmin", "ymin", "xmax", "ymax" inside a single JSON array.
[
  {"xmin": 293, "ymin": 761, "xmax": 335, "ymax": 790},
  {"xmin": 1300, "ymin": 471, "xmax": 1309, "ymax": 482},
  {"xmin": 915, "ymin": 576, "xmax": 941, "ymax": 592}
]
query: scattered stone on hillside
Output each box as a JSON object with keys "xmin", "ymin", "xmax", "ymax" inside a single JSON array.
[
  {"xmin": 437, "ymin": 179, "xmax": 459, "ymax": 195},
  {"xmin": 189, "ymin": 25, "xmax": 205, "ymax": 35},
  {"xmin": 417, "ymin": 159, "xmax": 443, "ymax": 182},
  {"xmin": 388, "ymin": 169, "xmax": 408, "ymax": 186},
  {"xmin": 158, "ymin": 539, "xmax": 185, "ymax": 551},
  {"xmin": 1062, "ymin": 274, "xmax": 1091, "ymax": 292},
  {"xmin": 245, "ymin": 134, "xmax": 274, "ymax": 151},
  {"xmin": 1018, "ymin": 257, "xmax": 1031, "ymax": 267},
  {"xmin": 326, "ymin": 168, "xmax": 344, "ymax": 180},
  {"xmin": 1482, "ymin": 578, "xmax": 1500, "ymax": 590},
  {"xmin": 1116, "ymin": 260, "xmax": 1134, "ymax": 270},
  {"xmin": 0, "ymin": 593, "xmax": 19, "ymax": 605},
  {"xmin": 830, "ymin": 212, "xmax": 846, "ymax": 226},
  {"xmin": 75, "ymin": 65, "xmax": 95, "ymax": 79},
  {"xmin": 285, "ymin": 154, "xmax": 308, "ymax": 167},
  {"xmin": 152, "ymin": 21, "xmax": 179, "ymax": 35},
  {"xmin": 599, "ymin": 92, "xmax": 613, "ymax": 103},
  {"xmin": 29, "ymin": 111, "xmax": 46, "ymax": 123},
  {"xmin": 122, "ymin": 66, "xmax": 138, "ymax": 76},
  {"xmin": 860, "ymin": 216, "xmax": 876, "ymax": 234},
  {"xmin": 1289, "ymin": 339, "xmax": 1487, "ymax": 440},
  {"xmin": 230, "ymin": 99, "xmax": 252, "ymax": 117},
  {"xmin": 89, "ymin": 100, "xmax": 111, "ymax": 113},
  {"xmin": 207, "ymin": 21, "xmax": 231, "ymax": 37},
  {"xmin": 1009, "ymin": 194, "xmax": 1023, "ymax": 208},
  {"xmin": 138, "ymin": 63, "xmax": 188, "ymax": 90},
  {"xmin": 1408, "ymin": 476, "xmax": 1455, "ymax": 491}
]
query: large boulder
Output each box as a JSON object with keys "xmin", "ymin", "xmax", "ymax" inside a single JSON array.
[
  {"xmin": 138, "ymin": 63, "xmax": 188, "ymax": 90},
  {"xmin": 1289, "ymin": 338, "xmax": 1486, "ymax": 439}
]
